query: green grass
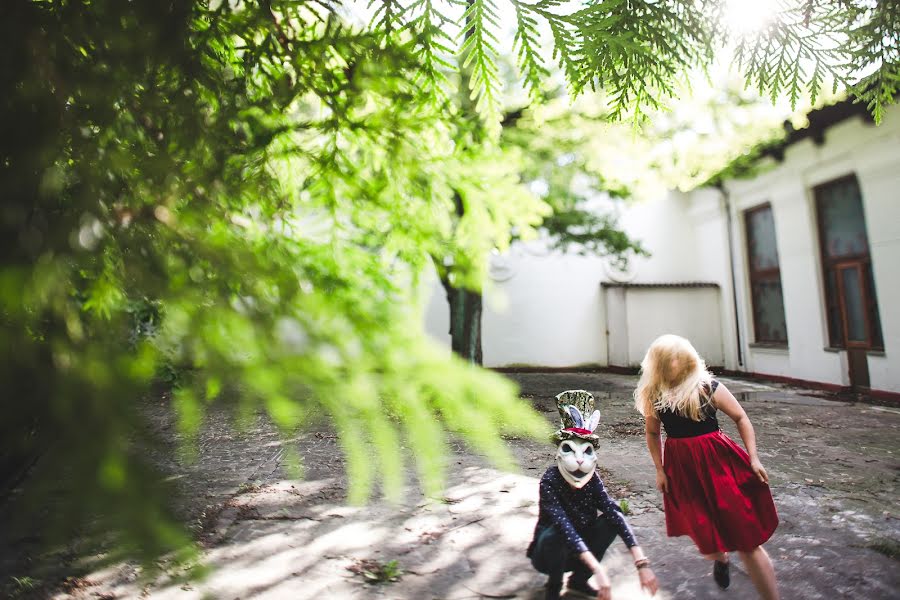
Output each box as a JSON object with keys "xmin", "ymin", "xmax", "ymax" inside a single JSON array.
[
  {"xmin": 866, "ymin": 538, "xmax": 900, "ymax": 561},
  {"xmin": 8, "ymin": 576, "xmax": 40, "ymax": 598},
  {"xmin": 347, "ymin": 558, "xmax": 403, "ymax": 584}
]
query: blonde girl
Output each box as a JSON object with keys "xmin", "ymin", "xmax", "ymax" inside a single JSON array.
[{"xmin": 635, "ymin": 334, "xmax": 779, "ymax": 600}]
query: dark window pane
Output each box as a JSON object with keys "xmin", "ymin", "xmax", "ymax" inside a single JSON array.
[
  {"xmin": 745, "ymin": 204, "xmax": 788, "ymax": 345},
  {"xmin": 824, "ymin": 269, "xmax": 842, "ymax": 346},
  {"xmin": 818, "ymin": 178, "xmax": 869, "ymax": 259},
  {"xmin": 816, "ymin": 176, "xmax": 884, "ymax": 350},
  {"xmin": 751, "ymin": 278, "xmax": 788, "ymax": 344},
  {"xmin": 839, "ymin": 266, "xmax": 867, "ymax": 343},
  {"xmin": 747, "ymin": 207, "xmax": 780, "ymax": 271},
  {"xmin": 865, "ymin": 264, "xmax": 884, "ymax": 349}
]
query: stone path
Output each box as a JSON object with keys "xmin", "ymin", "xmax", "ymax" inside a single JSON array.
[{"xmin": 8, "ymin": 373, "xmax": 900, "ymax": 599}]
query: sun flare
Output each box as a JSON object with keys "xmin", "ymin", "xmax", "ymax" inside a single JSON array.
[{"xmin": 723, "ymin": 0, "xmax": 781, "ymax": 36}]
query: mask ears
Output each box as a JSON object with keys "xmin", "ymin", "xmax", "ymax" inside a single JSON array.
[
  {"xmin": 566, "ymin": 405, "xmax": 584, "ymax": 428},
  {"xmin": 586, "ymin": 410, "xmax": 601, "ymax": 432}
]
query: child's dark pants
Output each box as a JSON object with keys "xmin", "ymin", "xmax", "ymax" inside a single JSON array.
[{"xmin": 530, "ymin": 517, "xmax": 618, "ymax": 588}]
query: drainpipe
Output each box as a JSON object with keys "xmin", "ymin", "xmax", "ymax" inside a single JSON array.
[{"xmin": 717, "ymin": 182, "xmax": 744, "ymax": 368}]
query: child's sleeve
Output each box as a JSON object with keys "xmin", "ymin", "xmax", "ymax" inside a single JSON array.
[
  {"xmin": 539, "ymin": 476, "xmax": 590, "ymax": 554},
  {"xmin": 591, "ymin": 477, "xmax": 638, "ymax": 548}
]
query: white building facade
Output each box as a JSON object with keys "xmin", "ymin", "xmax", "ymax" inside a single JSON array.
[
  {"xmin": 710, "ymin": 100, "xmax": 900, "ymax": 397},
  {"xmin": 423, "ymin": 100, "xmax": 900, "ymax": 399}
]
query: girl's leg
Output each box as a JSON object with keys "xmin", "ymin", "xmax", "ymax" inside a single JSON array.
[
  {"xmin": 737, "ymin": 546, "xmax": 779, "ymax": 600},
  {"xmin": 703, "ymin": 552, "xmax": 730, "ymax": 588}
]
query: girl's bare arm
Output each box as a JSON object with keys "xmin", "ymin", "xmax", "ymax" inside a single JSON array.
[
  {"xmin": 712, "ymin": 383, "xmax": 769, "ymax": 483},
  {"xmin": 644, "ymin": 414, "xmax": 668, "ymax": 493}
]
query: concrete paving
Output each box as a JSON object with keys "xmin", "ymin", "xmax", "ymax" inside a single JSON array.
[{"xmin": 14, "ymin": 373, "xmax": 900, "ymax": 599}]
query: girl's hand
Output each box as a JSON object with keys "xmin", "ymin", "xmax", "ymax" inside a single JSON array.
[
  {"xmin": 750, "ymin": 458, "xmax": 769, "ymax": 484},
  {"xmin": 655, "ymin": 470, "xmax": 668, "ymax": 494},
  {"xmin": 638, "ymin": 567, "xmax": 659, "ymax": 596}
]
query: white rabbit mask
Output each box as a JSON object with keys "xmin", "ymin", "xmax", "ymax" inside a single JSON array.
[
  {"xmin": 556, "ymin": 438, "xmax": 597, "ymax": 488},
  {"xmin": 551, "ymin": 391, "xmax": 602, "ymax": 488}
]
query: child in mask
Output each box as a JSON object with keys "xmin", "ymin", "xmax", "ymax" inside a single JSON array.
[{"xmin": 528, "ymin": 390, "xmax": 658, "ymax": 600}]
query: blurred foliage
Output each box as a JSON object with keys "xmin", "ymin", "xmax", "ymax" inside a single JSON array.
[
  {"xmin": 636, "ymin": 73, "xmax": 795, "ymax": 192},
  {"xmin": 549, "ymin": 73, "xmax": 817, "ymax": 196},
  {"xmin": 0, "ymin": 0, "xmax": 548, "ymax": 570},
  {"xmin": 501, "ymin": 99, "xmax": 647, "ymax": 265}
]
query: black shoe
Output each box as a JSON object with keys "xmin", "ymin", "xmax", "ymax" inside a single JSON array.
[
  {"xmin": 565, "ymin": 576, "xmax": 597, "ymax": 599},
  {"xmin": 545, "ymin": 576, "xmax": 563, "ymax": 600},
  {"xmin": 713, "ymin": 560, "xmax": 730, "ymax": 589}
]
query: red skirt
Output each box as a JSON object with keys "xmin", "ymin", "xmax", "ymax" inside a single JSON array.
[{"xmin": 663, "ymin": 430, "xmax": 778, "ymax": 554}]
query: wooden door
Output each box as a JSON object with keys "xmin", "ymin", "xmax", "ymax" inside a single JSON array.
[{"xmin": 835, "ymin": 261, "xmax": 871, "ymax": 389}]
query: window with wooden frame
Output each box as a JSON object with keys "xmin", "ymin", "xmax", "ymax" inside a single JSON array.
[
  {"xmin": 744, "ymin": 204, "xmax": 788, "ymax": 345},
  {"xmin": 814, "ymin": 175, "xmax": 884, "ymax": 350}
]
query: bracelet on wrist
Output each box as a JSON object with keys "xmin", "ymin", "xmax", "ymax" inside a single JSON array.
[{"xmin": 634, "ymin": 558, "xmax": 651, "ymax": 570}]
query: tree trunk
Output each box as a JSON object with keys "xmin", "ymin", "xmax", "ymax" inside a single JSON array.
[
  {"xmin": 441, "ymin": 277, "xmax": 483, "ymax": 365},
  {"xmin": 440, "ymin": 1, "xmax": 484, "ymax": 366}
]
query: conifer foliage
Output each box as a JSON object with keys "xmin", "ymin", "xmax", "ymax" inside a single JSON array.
[
  {"xmin": 1, "ymin": 0, "xmax": 896, "ymax": 575},
  {"xmin": 375, "ymin": 0, "xmax": 897, "ymax": 126}
]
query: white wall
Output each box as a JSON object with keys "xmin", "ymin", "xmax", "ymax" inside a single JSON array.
[
  {"xmin": 617, "ymin": 192, "xmax": 702, "ymax": 282},
  {"xmin": 604, "ymin": 285, "xmax": 724, "ymax": 367},
  {"xmin": 423, "ymin": 241, "xmax": 614, "ymax": 368},
  {"xmin": 687, "ymin": 189, "xmax": 742, "ymax": 370},
  {"xmin": 481, "ymin": 245, "xmax": 609, "ymax": 368},
  {"xmin": 721, "ymin": 103, "xmax": 900, "ymax": 393},
  {"xmin": 423, "ymin": 192, "xmax": 726, "ymax": 369}
]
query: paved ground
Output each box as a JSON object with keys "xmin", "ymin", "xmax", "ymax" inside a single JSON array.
[{"xmin": 4, "ymin": 372, "xmax": 900, "ymax": 599}]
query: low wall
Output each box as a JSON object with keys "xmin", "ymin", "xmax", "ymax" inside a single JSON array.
[{"xmin": 603, "ymin": 282, "xmax": 724, "ymax": 367}]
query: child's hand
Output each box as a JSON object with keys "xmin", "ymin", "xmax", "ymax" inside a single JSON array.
[
  {"xmin": 638, "ymin": 567, "xmax": 658, "ymax": 596},
  {"xmin": 750, "ymin": 458, "xmax": 769, "ymax": 484},
  {"xmin": 655, "ymin": 470, "xmax": 668, "ymax": 494},
  {"xmin": 593, "ymin": 568, "xmax": 611, "ymax": 600}
]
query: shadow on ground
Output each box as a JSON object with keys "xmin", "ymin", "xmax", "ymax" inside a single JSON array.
[{"xmin": 2, "ymin": 372, "xmax": 898, "ymax": 599}]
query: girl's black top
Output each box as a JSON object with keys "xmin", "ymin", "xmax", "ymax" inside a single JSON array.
[{"xmin": 657, "ymin": 379, "xmax": 720, "ymax": 438}]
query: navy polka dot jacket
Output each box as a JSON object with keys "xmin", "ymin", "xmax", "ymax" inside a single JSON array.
[{"xmin": 527, "ymin": 466, "xmax": 638, "ymax": 555}]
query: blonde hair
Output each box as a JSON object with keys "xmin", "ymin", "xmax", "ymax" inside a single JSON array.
[{"xmin": 633, "ymin": 334, "xmax": 714, "ymax": 421}]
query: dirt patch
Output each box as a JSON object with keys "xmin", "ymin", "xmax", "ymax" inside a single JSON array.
[{"xmin": 605, "ymin": 419, "xmax": 645, "ymax": 437}]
